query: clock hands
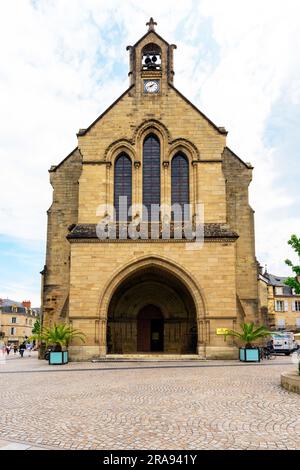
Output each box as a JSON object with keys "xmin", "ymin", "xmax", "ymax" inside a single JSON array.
[
  {"xmin": 146, "ymin": 81, "xmax": 158, "ymax": 91},
  {"xmin": 144, "ymin": 80, "xmax": 159, "ymax": 93}
]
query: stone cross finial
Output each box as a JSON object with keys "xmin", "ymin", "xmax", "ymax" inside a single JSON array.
[{"xmin": 146, "ymin": 17, "xmax": 157, "ymax": 32}]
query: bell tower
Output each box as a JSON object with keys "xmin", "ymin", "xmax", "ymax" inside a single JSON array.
[{"xmin": 126, "ymin": 18, "xmax": 177, "ymax": 97}]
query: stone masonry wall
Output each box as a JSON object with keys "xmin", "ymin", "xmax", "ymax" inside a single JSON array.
[
  {"xmin": 222, "ymin": 147, "xmax": 259, "ymax": 324},
  {"xmin": 42, "ymin": 149, "xmax": 82, "ymax": 327}
]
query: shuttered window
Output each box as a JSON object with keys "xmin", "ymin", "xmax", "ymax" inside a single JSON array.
[
  {"xmin": 293, "ymin": 301, "xmax": 300, "ymax": 312},
  {"xmin": 275, "ymin": 300, "xmax": 284, "ymax": 312},
  {"xmin": 114, "ymin": 154, "xmax": 132, "ymax": 221},
  {"xmin": 171, "ymin": 153, "xmax": 189, "ymax": 220},
  {"xmin": 143, "ymin": 134, "xmax": 160, "ymax": 221}
]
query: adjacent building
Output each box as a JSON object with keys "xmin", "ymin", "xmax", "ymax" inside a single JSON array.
[
  {"xmin": 0, "ymin": 299, "xmax": 40, "ymax": 345},
  {"xmin": 259, "ymin": 271, "xmax": 300, "ymax": 331}
]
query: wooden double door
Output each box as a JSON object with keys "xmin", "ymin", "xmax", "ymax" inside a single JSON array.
[{"xmin": 137, "ymin": 305, "xmax": 164, "ymax": 352}]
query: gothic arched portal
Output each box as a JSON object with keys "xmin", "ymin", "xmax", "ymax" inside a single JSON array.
[{"xmin": 106, "ymin": 265, "xmax": 198, "ymax": 355}]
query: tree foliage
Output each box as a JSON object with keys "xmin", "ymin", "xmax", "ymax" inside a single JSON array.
[
  {"xmin": 29, "ymin": 318, "xmax": 42, "ymax": 344},
  {"xmin": 284, "ymin": 234, "xmax": 300, "ymax": 294},
  {"xmin": 32, "ymin": 319, "xmax": 41, "ymax": 335}
]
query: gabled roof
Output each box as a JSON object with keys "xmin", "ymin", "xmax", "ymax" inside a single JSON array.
[
  {"xmin": 77, "ymin": 82, "xmax": 227, "ymax": 141},
  {"xmin": 53, "ymin": 22, "xmax": 229, "ymax": 167},
  {"xmin": 49, "ymin": 147, "xmax": 79, "ymax": 173},
  {"xmin": 223, "ymin": 146, "xmax": 253, "ymax": 169},
  {"xmin": 131, "ymin": 29, "xmax": 170, "ymax": 49},
  {"xmin": 169, "ymin": 84, "xmax": 228, "ymax": 136},
  {"xmin": 76, "ymin": 85, "xmax": 134, "ymax": 137}
]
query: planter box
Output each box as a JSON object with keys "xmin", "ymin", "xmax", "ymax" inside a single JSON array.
[
  {"xmin": 49, "ymin": 351, "xmax": 68, "ymax": 365},
  {"xmin": 239, "ymin": 347, "xmax": 260, "ymax": 362}
]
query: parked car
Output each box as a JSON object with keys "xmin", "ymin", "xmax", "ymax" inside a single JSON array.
[{"xmin": 271, "ymin": 332, "xmax": 299, "ymax": 355}]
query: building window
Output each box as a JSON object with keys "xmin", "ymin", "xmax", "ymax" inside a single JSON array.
[
  {"xmin": 275, "ymin": 287, "xmax": 283, "ymax": 295},
  {"xmin": 143, "ymin": 134, "xmax": 160, "ymax": 221},
  {"xmin": 11, "ymin": 317, "xmax": 17, "ymax": 324},
  {"xmin": 294, "ymin": 301, "xmax": 300, "ymax": 312},
  {"xmin": 171, "ymin": 153, "xmax": 189, "ymax": 221},
  {"xmin": 296, "ymin": 318, "xmax": 300, "ymax": 328},
  {"xmin": 114, "ymin": 153, "xmax": 132, "ymax": 222},
  {"xmin": 275, "ymin": 300, "xmax": 288, "ymax": 312},
  {"xmin": 277, "ymin": 319, "xmax": 285, "ymax": 329},
  {"xmin": 10, "ymin": 327, "xmax": 16, "ymax": 335}
]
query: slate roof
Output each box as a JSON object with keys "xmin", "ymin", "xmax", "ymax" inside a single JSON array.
[
  {"xmin": 264, "ymin": 273, "xmax": 288, "ymax": 286},
  {"xmin": 0, "ymin": 299, "xmax": 40, "ymax": 316},
  {"xmin": 262, "ymin": 273, "xmax": 293, "ymax": 295},
  {"xmin": 67, "ymin": 223, "xmax": 238, "ymax": 241},
  {"xmin": 0, "ymin": 298, "xmax": 25, "ymax": 308}
]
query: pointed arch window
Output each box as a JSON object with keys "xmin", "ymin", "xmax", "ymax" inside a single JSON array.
[
  {"xmin": 114, "ymin": 153, "xmax": 132, "ymax": 221},
  {"xmin": 143, "ymin": 134, "xmax": 160, "ymax": 221},
  {"xmin": 171, "ymin": 153, "xmax": 189, "ymax": 221}
]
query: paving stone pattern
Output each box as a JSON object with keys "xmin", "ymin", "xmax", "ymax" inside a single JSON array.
[{"xmin": 0, "ymin": 355, "xmax": 299, "ymax": 450}]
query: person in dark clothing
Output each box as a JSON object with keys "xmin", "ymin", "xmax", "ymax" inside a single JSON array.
[
  {"xmin": 267, "ymin": 339, "xmax": 274, "ymax": 351},
  {"xmin": 19, "ymin": 342, "xmax": 26, "ymax": 358},
  {"xmin": 13, "ymin": 344, "xmax": 18, "ymax": 355}
]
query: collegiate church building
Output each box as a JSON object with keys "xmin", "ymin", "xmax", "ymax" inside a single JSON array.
[{"xmin": 42, "ymin": 19, "xmax": 260, "ymax": 360}]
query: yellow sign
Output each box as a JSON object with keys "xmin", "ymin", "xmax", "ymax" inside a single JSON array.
[{"xmin": 216, "ymin": 328, "xmax": 229, "ymax": 335}]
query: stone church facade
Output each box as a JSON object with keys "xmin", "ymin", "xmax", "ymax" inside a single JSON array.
[{"xmin": 42, "ymin": 19, "xmax": 260, "ymax": 360}]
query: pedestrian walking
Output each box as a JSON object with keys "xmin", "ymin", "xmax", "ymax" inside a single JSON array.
[
  {"xmin": 6, "ymin": 345, "xmax": 11, "ymax": 355},
  {"xmin": 19, "ymin": 342, "xmax": 26, "ymax": 358},
  {"xmin": 26, "ymin": 342, "xmax": 33, "ymax": 357},
  {"xmin": 0, "ymin": 342, "xmax": 6, "ymax": 363},
  {"xmin": 13, "ymin": 344, "xmax": 18, "ymax": 355}
]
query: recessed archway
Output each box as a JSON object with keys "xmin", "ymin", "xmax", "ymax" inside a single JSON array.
[{"xmin": 106, "ymin": 263, "xmax": 199, "ymax": 355}]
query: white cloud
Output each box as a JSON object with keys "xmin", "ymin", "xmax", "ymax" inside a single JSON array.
[
  {"xmin": 0, "ymin": 0, "xmax": 299, "ymax": 302},
  {"xmin": 195, "ymin": 0, "xmax": 300, "ymax": 274}
]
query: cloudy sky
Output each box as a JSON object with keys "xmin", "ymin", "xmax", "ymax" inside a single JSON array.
[{"xmin": 0, "ymin": 0, "xmax": 300, "ymax": 306}]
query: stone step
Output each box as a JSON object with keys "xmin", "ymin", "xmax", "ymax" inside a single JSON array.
[{"xmin": 92, "ymin": 354, "xmax": 204, "ymax": 362}]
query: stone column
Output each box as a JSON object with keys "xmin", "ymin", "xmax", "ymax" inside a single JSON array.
[
  {"xmin": 192, "ymin": 161, "xmax": 198, "ymax": 219},
  {"xmin": 106, "ymin": 162, "xmax": 112, "ymax": 209},
  {"xmin": 197, "ymin": 318, "xmax": 209, "ymax": 358},
  {"xmin": 99, "ymin": 317, "xmax": 107, "ymax": 356},
  {"xmin": 134, "ymin": 161, "xmax": 141, "ymax": 208},
  {"xmin": 162, "ymin": 161, "xmax": 169, "ymax": 220}
]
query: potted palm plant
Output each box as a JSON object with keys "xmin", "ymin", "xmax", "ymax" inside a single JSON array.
[
  {"xmin": 224, "ymin": 323, "xmax": 271, "ymax": 362},
  {"xmin": 42, "ymin": 324, "xmax": 85, "ymax": 365}
]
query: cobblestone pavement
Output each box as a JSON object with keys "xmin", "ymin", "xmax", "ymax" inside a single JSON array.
[{"xmin": 0, "ymin": 353, "xmax": 299, "ymax": 450}]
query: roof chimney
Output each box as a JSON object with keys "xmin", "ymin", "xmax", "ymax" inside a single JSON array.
[{"xmin": 22, "ymin": 300, "xmax": 31, "ymax": 308}]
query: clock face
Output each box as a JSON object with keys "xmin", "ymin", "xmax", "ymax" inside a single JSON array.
[{"xmin": 144, "ymin": 80, "xmax": 160, "ymax": 93}]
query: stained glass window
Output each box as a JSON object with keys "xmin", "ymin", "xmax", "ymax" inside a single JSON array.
[
  {"xmin": 171, "ymin": 153, "xmax": 189, "ymax": 221},
  {"xmin": 114, "ymin": 154, "xmax": 132, "ymax": 221},
  {"xmin": 143, "ymin": 134, "xmax": 160, "ymax": 221}
]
